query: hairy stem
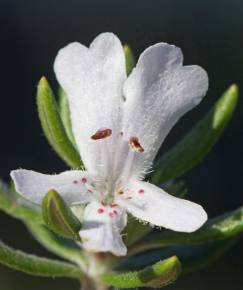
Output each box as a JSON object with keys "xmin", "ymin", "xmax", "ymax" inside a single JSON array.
[
  {"xmin": 81, "ymin": 276, "xmax": 94, "ymax": 290},
  {"xmin": 81, "ymin": 276, "xmax": 108, "ymax": 290}
]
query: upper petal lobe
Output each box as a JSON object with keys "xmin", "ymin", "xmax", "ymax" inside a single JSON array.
[
  {"xmin": 122, "ymin": 43, "xmax": 208, "ymax": 177},
  {"xmin": 54, "ymin": 33, "xmax": 127, "ymax": 177}
]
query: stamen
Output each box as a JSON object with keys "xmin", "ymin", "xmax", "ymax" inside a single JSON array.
[
  {"xmin": 111, "ymin": 131, "xmax": 125, "ymax": 183},
  {"xmin": 126, "ymin": 196, "xmax": 132, "ymax": 200},
  {"xmin": 118, "ymin": 190, "xmax": 124, "ymax": 195},
  {"xmin": 113, "ymin": 210, "xmax": 118, "ymax": 215},
  {"xmin": 110, "ymin": 203, "xmax": 118, "ymax": 208},
  {"xmin": 91, "ymin": 128, "xmax": 112, "ymax": 140},
  {"xmin": 129, "ymin": 137, "xmax": 144, "ymax": 153},
  {"xmin": 73, "ymin": 180, "xmax": 78, "ymax": 184},
  {"xmin": 138, "ymin": 189, "xmax": 145, "ymax": 194}
]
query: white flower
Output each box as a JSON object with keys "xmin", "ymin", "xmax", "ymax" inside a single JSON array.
[{"xmin": 11, "ymin": 33, "xmax": 208, "ymax": 256}]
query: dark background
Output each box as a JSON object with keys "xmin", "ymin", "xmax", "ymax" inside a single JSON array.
[{"xmin": 1, "ymin": 0, "xmax": 243, "ymax": 289}]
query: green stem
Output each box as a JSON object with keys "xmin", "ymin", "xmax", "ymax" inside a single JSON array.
[
  {"xmin": 80, "ymin": 253, "xmax": 113, "ymax": 290},
  {"xmin": 81, "ymin": 276, "xmax": 95, "ymax": 290},
  {"xmin": 81, "ymin": 276, "xmax": 108, "ymax": 290}
]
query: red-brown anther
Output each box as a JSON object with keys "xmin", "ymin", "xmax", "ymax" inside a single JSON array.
[
  {"xmin": 129, "ymin": 137, "xmax": 144, "ymax": 153},
  {"xmin": 91, "ymin": 128, "xmax": 112, "ymax": 140},
  {"xmin": 110, "ymin": 203, "xmax": 118, "ymax": 208}
]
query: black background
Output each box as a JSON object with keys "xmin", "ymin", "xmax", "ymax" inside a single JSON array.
[{"xmin": 1, "ymin": 0, "xmax": 243, "ymax": 289}]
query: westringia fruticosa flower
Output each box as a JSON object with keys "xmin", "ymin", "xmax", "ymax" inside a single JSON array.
[{"xmin": 11, "ymin": 33, "xmax": 208, "ymax": 256}]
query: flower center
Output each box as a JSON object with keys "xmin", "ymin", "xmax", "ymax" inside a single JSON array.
[{"xmin": 90, "ymin": 127, "xmax": 145, "ymax": 203}]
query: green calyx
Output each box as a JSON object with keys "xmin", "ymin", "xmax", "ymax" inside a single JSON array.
[{"xmin": 42, "ymin": 189, "xmax": 81, "ymax": 241}]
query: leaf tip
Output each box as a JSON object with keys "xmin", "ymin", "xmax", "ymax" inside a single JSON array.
[
  {"xmin": 228, "ymin": 83, "xmax": 239, "ymax": 95},
  {"xmin": 38, "ymin": 76, "xmax": 49, "ymax": 88}
]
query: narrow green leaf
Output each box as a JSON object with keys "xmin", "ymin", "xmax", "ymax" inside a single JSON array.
[
  {"xmin": 129, "ymin": 205, "xmax": 243, "ymax": 255},
  {"xmin": 37, "ymin": 77, "xmax": 81, "ymax": 168},
  {"xmin": 124, "ymin": 214, "xmax": 152, "ymax": 247},
  {"xmin": 0, "ymin": 240, "xmax": 82, "ymax": 279},
  {"xmin": 163, "ymin": 179, "xmax": 188, "ymax": 198},
  {"xmin": 124, "ymin": 44, "xmax": 135, "ymax": 76},
  {"xmin": 58, "ymin": 87, "xmax": 77, "ymax": 146},
  {"xmin": 121, "ymin": 238, "xmax": 239, "ymax": 274},
  {"xmin": 151, "ymin": 84, "xmax": 239, "ymax": 185},
  {"xmin": 27, "ymin": 222, "xmax": 86, "ymax": 269},
  {"xmin": 102, "ymin": 256, "xmax": 181, "ymax": 288},
  {"xmin": 180, "ymin": 237, "xmax": 240, "ymax": 274},
  {"xmin": 0, "ymin": 180, "xmax": 42, "ymax": 223},
  {"xmin": 42, "ymin": 190, "xmax": 81, "ymax": 241}
]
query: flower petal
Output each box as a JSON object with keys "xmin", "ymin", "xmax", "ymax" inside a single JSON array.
[
  {"xmin": 122, "ymin": 43, "xmax": 208, "ymax": 177},
  {"xmin": 54, "ymin": 33, "xmax": 126, "ymax": 177},
  {"xmin": 79, "ymin": 201, "xmax": 127, "ymax": 256},
  {"xmin": 117, "ymin": 180, "xmax": 207, "ymax": 232},
  {"xmin": 10, "ymin": 169, "xmax": 97, "ymax": 205}
]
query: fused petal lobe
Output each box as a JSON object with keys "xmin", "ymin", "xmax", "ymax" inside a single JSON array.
[
  {"xmin": 10, "ymin": 169, "xmax": 96, "ymax": 205},
  {"xmin": 54, "ymin": 33, "xmax": 126, "ymax": 177},
  {"xmin": 117, "ymin": 180, "xmax": 207, "ymax": 233},
  {"xmin": 122, "ymin": 43, "xmax": 208, "ymax": 178},
  {"xmin": 79, "ymin": 201, "xmax": 127, "ymax": 256}
]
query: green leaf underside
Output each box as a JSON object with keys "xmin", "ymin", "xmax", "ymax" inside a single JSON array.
[
  {"xmin": 0, "ymin": 180, "xmax": 42, "ymax": 223},
  {"xmin": 42, "ymin": 190, "xmax": 81, "ymax": 241},
  {"xmin": 124, "ymin": 44, "xmax": 136, "ymax": 76},
  {"xmin": 27, "ymin": 222, "xmax": 86, "ymax": 269},
  {"xmin": 151, "ymin": 84, "xmax": 239, "ymax": 185},
  {"xmin": 102, "ymin": 256, "xmax": 181, "ymax": 288},
  {"xmin": 181, "ymin": 236, "xmax": 240, "ymax": 274},
  {"xmin": 37, "ymin": 77, "xmax": 81, "ymax": 168},
  {"xmin": 58, "ymin": 87, "xmax": 77, "ymax": 146},
  {"xmin": 162, "ymin": 180, "xmax": 188, "ymax": 198},
  {"xmin": 129, "ymin": 206, "xmax": 243, "ymax": 255},
  {"xmin": 0, "ymin": 181, "xmax": 86, "ymax": 268},
  {"xmin": 120, "ymin": 237, "xmax": 239, "ymax": 274},
  {"xmin": 124, "ymin": 214, "xmax": 152, "ymax": 247},
  {"xmin": 0, "ymin": 240, "xmax": 82, "ymax": 279}
]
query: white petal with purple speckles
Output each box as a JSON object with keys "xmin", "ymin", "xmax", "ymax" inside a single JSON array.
[
  {"xmin": 79, "ymin": 200, "xmax": 127, "ymax": 256},
  {"xmin": 117, "ymin": 179, "xmax": 207, "ymax": 232},
  {"xmin": 11, "ymin": 169, "xmax": 98, "ymax": 205}
]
